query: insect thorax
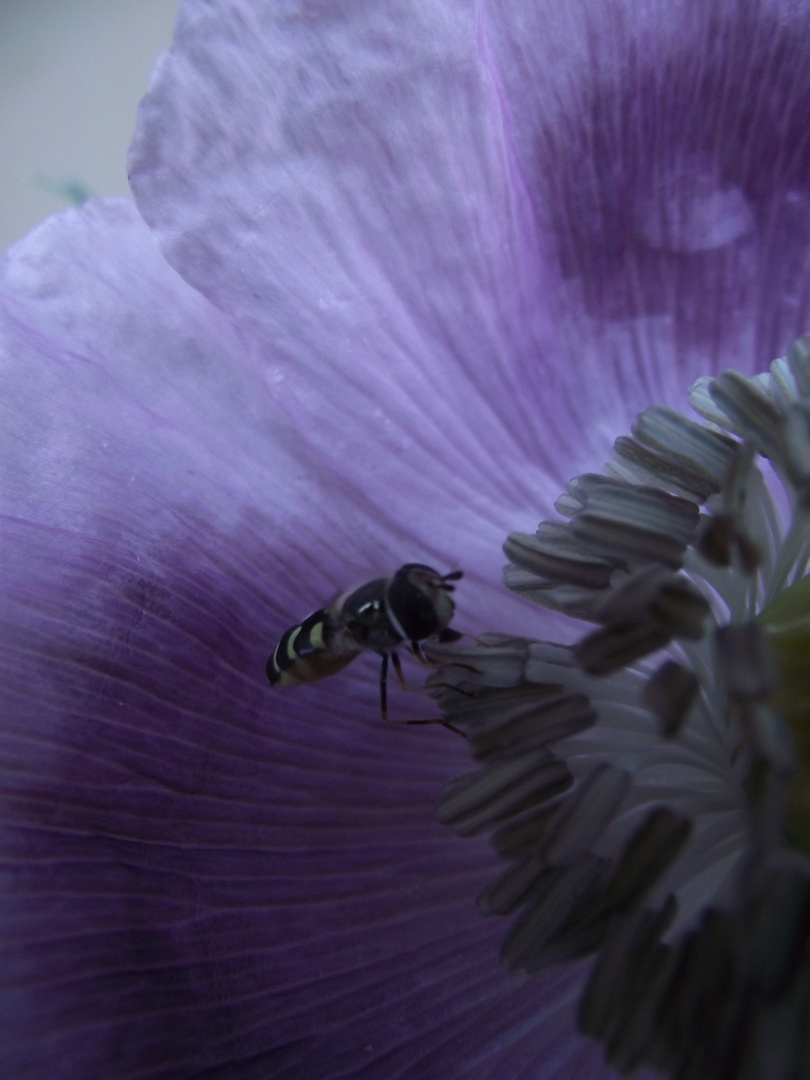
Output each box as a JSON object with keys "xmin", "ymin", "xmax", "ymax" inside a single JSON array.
[{"xmin": 339, "ymin": 578, "xmax": 404, "ymax": 651}]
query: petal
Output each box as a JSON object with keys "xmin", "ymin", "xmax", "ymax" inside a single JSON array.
[
  {"xmin": 130, "ymin": 0, "xmax": 581, "ymax": 626},
  {"xmin": 483, "ymin": 0, "xmax": 810, "ymax": 369},
  {"xmin": 130, "ymin": 0, "xmax": 810, "ymax": 515},
  {"xmin": 0, "ymin": 200, "xmax": 619, "ymax": 1077},
  {"xmin": 128, "ymin": 0, "xmax": 643, "ymax": 519}
]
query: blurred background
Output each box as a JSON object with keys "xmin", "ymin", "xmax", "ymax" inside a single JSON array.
[{"xmin": 0, "ymin": 0, "xmax": 178, "ymax": 251}]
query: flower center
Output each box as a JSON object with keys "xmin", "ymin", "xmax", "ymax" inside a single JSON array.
[
  {"xmin": 761, "ymin": 574, "xmax": 810, "ymax": 852},
  {"xmin": 430, "ymin": 334, "xmax": 810, "ymax": 1080}
]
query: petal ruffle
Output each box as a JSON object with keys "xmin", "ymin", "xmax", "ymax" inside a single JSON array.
[
  {"xmin": 129, "ymin": 0, "xmax": 645, "ymax": 519},
  {"xmin": 0, "ymin": 200, "xmax": 619, "ymax": 1077},
  {"xmin": 130, "ymin": 0, "xmax": 810, "ymax": 513}
]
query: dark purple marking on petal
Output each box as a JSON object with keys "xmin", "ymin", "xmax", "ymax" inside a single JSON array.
[{"xmin": 536, "ymin": 4, "xmax": 810, "ymax": 370}]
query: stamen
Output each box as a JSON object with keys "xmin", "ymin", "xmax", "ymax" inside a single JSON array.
[
  {"xmin": 438, "ymin": 751, "xmax": 571, "ymax": 836},
  {"xmin": 504, "ymin": 528, "xmax": 615, "ymax": 589},
  {"xmin": 477, "ymin": 855, "xmax": 546, "ymax": 916},
  {"xmin": 644, "ymin": 660, "xmax": 700, "ymax": 736},
  {"xmin": 575, "ymin": 619, "xmax": 672, "ymax": 674},
  {"xmin": 715, "ymin": 622, "xmax": 778, "ymax": 702},
  {"xmin": 462, "ymin": 690, "xmax": 597, "ymax": 761},
  {"xmin": 541, "ymin": 763, "xmax": 632, "ymax": 864},
  {"xmin": 611, "ymin": 433, "xmax": 722, "ymax": 501},
  {"xmin": 500, "ymin": 854, "xmax": 608, "ymax": 972},
  {"xmin": 783, "ymin": 405, "xmax": 810, "ymax": 491},
  {"xmin": 761, "ymin": 575, "xmax": 810, "ymax": 847},
  {"xmin": 605, "ymin": 808, "xmax": 691, "ymax": 911},
  {"xmin": 632, "ymin": 406, "xmax": 739, "ymax": 487},
  {"xmin": 786, "ymin": 336, "xmax": 810, "ymax": 398},
  {"xmin": 708, "ymin": 370, "xmax": 784, "ymax": 460},
  {"xmin": 567, "ymin": 475, "xmax": 699, "ymax": 567},
  {"xmin": 567, "ymin": 473, "xmax": 701, "ymax": 542},
  {"xmin": 578, "ymin": 899, "xmax": 678, "ymax": 1071}
]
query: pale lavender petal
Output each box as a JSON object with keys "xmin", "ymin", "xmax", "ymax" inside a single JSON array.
[
  {"xmin": 128, "ymin": 0, "xmax": 624, "ymax": 529},
  {"xmin": 130, "ymin": 0, "xmax": 810, "ymax": 538},
  {"xmin": 0, "ymin": 200, "xmax": 619, "ymax": 1077}
]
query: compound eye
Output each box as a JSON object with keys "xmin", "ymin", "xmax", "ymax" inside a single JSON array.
[{"xmin": 387, "ymin": 570, "xmax": 439, "ymax": 640}]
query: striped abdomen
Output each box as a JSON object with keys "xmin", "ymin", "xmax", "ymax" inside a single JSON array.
[{"xmin": 266, "ymin": 607, "xmax": 360, "ymax": 686}]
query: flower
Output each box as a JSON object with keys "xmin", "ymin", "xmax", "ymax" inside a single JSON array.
[{"xmin": 3, "ymin": 0, "xmax": 810, "ymax": 1077}]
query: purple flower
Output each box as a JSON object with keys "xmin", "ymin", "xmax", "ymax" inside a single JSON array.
[{"xmin": 2, "ymin": 0, "xmax": 810, "ymax": 1077}]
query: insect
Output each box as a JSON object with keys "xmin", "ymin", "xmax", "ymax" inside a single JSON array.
[{"xmin": 266, "ymin": 563, "xmax": 462, "ymax": 719}]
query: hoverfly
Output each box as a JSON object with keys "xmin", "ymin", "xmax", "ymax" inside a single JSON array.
[{"xmin": 266, "ymin": 563, "xmax": 462, "ymax": 718}]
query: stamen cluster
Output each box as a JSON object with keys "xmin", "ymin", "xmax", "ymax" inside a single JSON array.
[{"xmin": 430, "ymin": 336, "xmax": 810, "ymax": 1077}]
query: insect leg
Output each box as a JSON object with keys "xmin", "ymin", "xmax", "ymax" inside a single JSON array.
[
  {"xmin": 378, "ymin": 649, "xmax": 460, "ymax": 733},
  {"xmin": 407, "ymin": 641, "xmax": 428, "ymax": 666},
  {"xmin": 390, "ymin": 649, "xmax": 408, "ymax": 689},
  {"xmin": 385, "ymin": 714, "xmax": 465, "ymax": 736},
  {"xmin": 377, "ymin": 651, "xmax": 389, "ymax": 720}
]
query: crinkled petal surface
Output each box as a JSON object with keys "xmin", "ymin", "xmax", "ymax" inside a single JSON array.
[
  {"xmin": 130, "ymin": 0, "xmax": 810, "ymax": 533},
  {"xmin": 0, "ymin": 200, "xmax": 618, "ymax": 1078}
]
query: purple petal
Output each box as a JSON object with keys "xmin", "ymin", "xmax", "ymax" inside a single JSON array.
[
  {"xmin": 0, "ymin": 199, "xmax": 621, "ymax": 1077},
  {"xmin": 128, "ymin": 0, "xmax": 630, "ymax": 512},
  {"xmin": 130, "ymin": 0, "xmax": 588, "ymax": 626},
  {"xmin": 483, "ymin": 0, "xmax": 810, "ymax": 353},
  {"xmin": 130, "ymin": 0, "xmax": 810, "ymax": 507}
]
